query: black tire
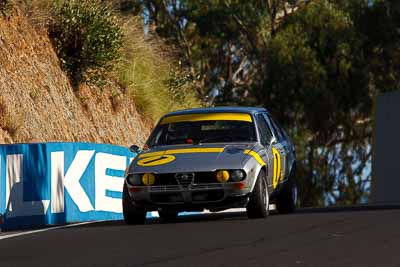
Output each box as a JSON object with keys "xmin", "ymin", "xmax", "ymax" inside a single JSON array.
[
  {"xmin": 158, "ymin": 209, "xmax": 179, "ymax": 222},
  {"xmin": 275, "ymin": 171, "xmax": 298, "ymax": 214},
  {"xmin": 246, "ymin": 169, "xmax": 269, "ymax": 219},
  {"xmin": 122, "ymin": 183, "xmax": 147, "ymax": 225}
]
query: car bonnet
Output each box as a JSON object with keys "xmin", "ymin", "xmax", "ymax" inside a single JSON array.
[{"xmin": 129, "ymin": 143, "xmax": 257, "ymax": 174}]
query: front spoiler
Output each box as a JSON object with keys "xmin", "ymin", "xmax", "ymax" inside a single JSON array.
[
  {"xmin": 132, "ymin": 194, "xmax": 250, "ymax": 212},
  {"xmin": 127, "ymin": 182, "xmax": 251, "ymax": 212}
]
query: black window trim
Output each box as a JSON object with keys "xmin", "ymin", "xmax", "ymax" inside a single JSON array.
[
  {"xmin": 260, "ymin": 112, "xmax": 281, "ymax": 143},
  {"xmin": 254, "ymin": 112, "xmax": 274, "ymax": 146},
  {"xmin": 268, "ymin": 114, "xmax": 287, "ymax": 143}
]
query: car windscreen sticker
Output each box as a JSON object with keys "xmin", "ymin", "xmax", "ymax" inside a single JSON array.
[
  {"xmin": 160, "ymin": 113, "xmax": 253, "ymax": 125},
  {"xmin": 137, "ymin": 155, "xmax": 176, "ymax": 167}
]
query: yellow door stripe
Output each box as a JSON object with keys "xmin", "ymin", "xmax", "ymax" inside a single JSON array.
[
  {"xmin": 160, "ymin": 113, "xmax": 253, "ymax": 125},
  {"xmin": 244, "ymin": 150, "xmax": 266, "ymax": 167},
  {"xmin": 272, "ymin": 148, "xmax": 281, "ymax": 189},
  {"xmin": 138, "ymin": 148, "xmax": 225, "ymax": 159}
]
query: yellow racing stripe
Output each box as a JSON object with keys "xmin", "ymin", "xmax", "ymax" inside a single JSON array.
[
  {"xmin": 160, "ymin": 113, "xmax": 252, "ymax": 125},
  {"xmin": 244, "ymin": 150, "xmax": 266, "ymax": 167},
  {"xmin": 272, "ymin": 148, "xmax": 281, "ymax": 189},
  {"xmin": 139, "ymin": 148, "xmax": 225, "ymax": 159}
]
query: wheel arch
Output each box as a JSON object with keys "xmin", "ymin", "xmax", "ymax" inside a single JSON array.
[{"xmin": 249, "ymin": 165, "xmax": 268, "ymax": 192}]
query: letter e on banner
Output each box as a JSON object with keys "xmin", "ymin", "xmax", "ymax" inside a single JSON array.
[{"xmin": 95, "ymin": 153, "xmax": 126, "ymax": 213}]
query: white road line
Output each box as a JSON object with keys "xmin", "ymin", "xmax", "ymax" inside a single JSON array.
[
  {"xmin": 0, "ymin": 221, "xmax": 97, "ymax": 241},
  {"xmin": 204, "ymin": 204, "xmax": 276, "ymax": 213},
  {"xmin": 0, "ymin": 205, "xmax": 276, "ymax": 241}
]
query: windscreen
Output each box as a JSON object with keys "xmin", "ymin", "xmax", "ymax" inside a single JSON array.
[{"xmin": 147, "ymin": 120, "xmax": 257, "ymax": 147}]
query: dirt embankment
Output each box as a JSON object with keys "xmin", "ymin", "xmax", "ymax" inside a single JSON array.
[{"xmin": 0, "ymin": 8, "xmax": 151, "ymax": 146}]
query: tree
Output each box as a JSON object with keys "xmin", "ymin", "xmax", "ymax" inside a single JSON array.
[
  {"xmin": 258, "ymin": 1, "xmax": 373, "ymax": 206},
  {"xmin": 137, "ymin": 0, "xmax": 400, "ymax": 206},
  {"xmin": 137, "ymin": 0, "xmax": 274, "ymax": 102}
]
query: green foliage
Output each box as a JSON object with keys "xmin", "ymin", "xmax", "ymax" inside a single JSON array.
[
  {"xmin": 115, "ymin": 19, "xmax": 202, "ymax": 122},
  {"xmin": 22, "ymin": 0, "xmax": 202, "ymax": 121},
  {"xmin": 50, "ymin": 0, "xmax": 123, "ymax": 84},
  {"xmin": 0, "ymin": 0, "xmax": 13, "ymax": 16},
  {"xmin": 145, "ymin": 0, "xmax": 270, "ymax": 103},
  {"xmin": 265, "ymin": 1, "xmax": 367, "ymax": 133},
  {"xmin": 260, "ymin": 1, "xmax": 375, "ymax": 206}
]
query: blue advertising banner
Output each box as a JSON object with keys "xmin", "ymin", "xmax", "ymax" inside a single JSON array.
[{"xmin": 0, "ymin": 142, "xmax": 137, "ymax": 229}]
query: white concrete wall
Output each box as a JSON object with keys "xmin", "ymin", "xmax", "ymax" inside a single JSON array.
[{"xmin": 372, "ymin": 91, "xmax": 400, "ymax": 203}]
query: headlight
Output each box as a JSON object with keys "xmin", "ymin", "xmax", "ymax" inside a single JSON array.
[
  {"xmin": 230, "ymin": 170, "xmax": 246, "ymax": 182},
  {"xmin": 142, "ymin": 173, "xmax": 156, "ymax": 186},
  {"xmin": 127, "ymin": 174, "xmax": 142, "ymax": 186},
  {"xmin": 216, "ymin": 170, "xmax": 230, "ymax": 183}
]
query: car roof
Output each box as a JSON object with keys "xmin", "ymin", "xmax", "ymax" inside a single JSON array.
[{"xmin": 164, "ymin": 107, "xmax": 269, "ymax": 117}]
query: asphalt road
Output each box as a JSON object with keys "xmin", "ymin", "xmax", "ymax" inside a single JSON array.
[{"xmin": 0, "ymin": 209, "xmax": 399, "ymax": 267}]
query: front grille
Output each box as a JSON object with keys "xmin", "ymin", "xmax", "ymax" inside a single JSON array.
[
  {"xmin": 193, "ymin": 172, "xmax": 216, "ymax": 184},
  {"xmin": 175, "ymin": 173, "xmax": 195, "ymax": 188},
  {"xmin": 150, "ymin": 185, "xmax": 181, "ymax": 192},
  {"xmin": 154, "ymin": 173, "xmax": 178, "ymax": 186}
]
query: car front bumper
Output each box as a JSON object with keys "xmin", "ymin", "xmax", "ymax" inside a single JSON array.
[{"xmin": 127, "ymin": 182, "xmax": 251, "ymax": 212}]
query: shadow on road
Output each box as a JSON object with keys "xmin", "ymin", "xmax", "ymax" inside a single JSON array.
[
  {"xmin": 67, "ymin": 203, "xmax": 400, "ymax": 229},
  {"xmin": 4, "ymin": 204, "xmax": 400, "ymax": 232},
  {"xmin": 69, "ymin": 211, "xmax": 249, "ymax": 229},
  {"xmin": 296, "ymin": 203, "xmax": 400, "ymax": 214}
]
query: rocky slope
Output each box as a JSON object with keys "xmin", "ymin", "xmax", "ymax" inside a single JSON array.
[{"xmin": 0, "ymin": 8, "xmax": 151, "ymax": 146}]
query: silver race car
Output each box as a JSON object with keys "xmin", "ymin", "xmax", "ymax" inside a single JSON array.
[{"xmin": 123, "ymin": 107, "xmax": 297, "ymax": 224}]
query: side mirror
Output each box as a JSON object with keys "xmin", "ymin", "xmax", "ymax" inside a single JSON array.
[
  {"xmin": 270, "ymin": 136, "xmax": 277, "ymax": 146},
  {"xmin": 129, "ymin": 145, "xmax": 141, "ymax": 154}
]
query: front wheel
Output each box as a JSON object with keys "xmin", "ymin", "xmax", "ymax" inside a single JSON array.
[
  {"xmin": 123, "ymin": 183, "xmax": 147, "ymax": 225},
  {"xmin": 246, "ymin": 169, "xmax": 269, "ymax": 219}
]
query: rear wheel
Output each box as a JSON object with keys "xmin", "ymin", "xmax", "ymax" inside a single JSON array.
[
  {"xmin": 158, "ymin": 209, "xmax": 179, "ymax": 222},
  {"xmin": 246, "ymin": 169, "xmax": 269, "ymax": 219},
  {"xmin": 123, "ymin": 183, "xmax": 147, "ymax": 225},
  {"xmin": 275, "ymin": 170, "xmax": 298, "ymax": 214}
]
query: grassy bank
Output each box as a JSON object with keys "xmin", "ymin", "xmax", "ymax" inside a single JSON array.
[{"xmin": 21, "ymin": 0, "xmax": 203, "ymax": 123}]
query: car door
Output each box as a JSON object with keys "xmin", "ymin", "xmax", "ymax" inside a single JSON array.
[
  {"xmin": 254, "ymin": 113, "xmax": 274, "ymax": 191},
  {"xmin": 268, "ymin": 114, "xmax": 296, "ymax": 180},
  {"xmin": 277, "ymin": 125, "xmax": 296, "ymax": 178},
  {"xmin": 263, "ymin": 113, "xmax": 287, "ymax": 189}
]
